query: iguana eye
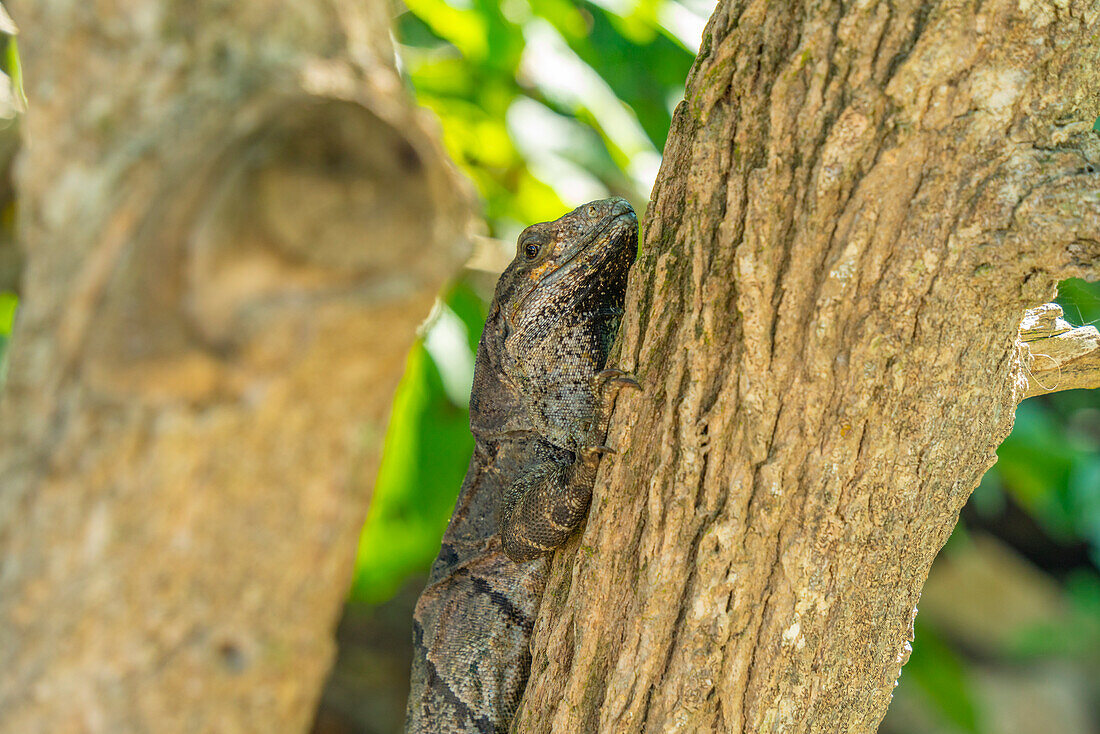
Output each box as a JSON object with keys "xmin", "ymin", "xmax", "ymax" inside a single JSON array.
[
  {"xmin": 524, "ymin": 243, "xmax": 540, "ymax": 260},
  {"xmin": 586, "ymin": 204, "xmax": 598, "ymax": 217}
]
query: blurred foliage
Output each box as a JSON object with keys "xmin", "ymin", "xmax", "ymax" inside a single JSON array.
[
  {"xmin": 0, "ymin": 288, "xmax": 14, "ymax": 379},
  {"xmin": 2, "ymin": 36, "xmax": 22, "ymax": 113},
  {"xmin": 907, "ymin": 279, "xmax": 1100, "ymax": 732},
  {"xmin": 904, "ymin": 620, "xmax": 982, "ymax": 734},
  {"xmin": 980, "ymin": 395, "xmax": 1100, "ymax": 562},
  {"xmin": 350, "ymin": 282, "xmax": 486, "ymax": 604},
  {"xmin": 350, "ymin": 0, "xmax": 705, "ymax": 603},
  {"xmin": 0, "ymin": 28, "xmax": 19, "ymax": 381},
  {"xmin": 1057, "ymin": 276, "xmax": 1100, "ymax": 325},
  {"xmin": 1012, "ymin": 570, "xmax": 1100, "ymax": 661},
  {"xmin": 394, "ymin": 0, "xmax": 700, "ymax": 240},
  {"xmin": 973, "ymin": 279, "xmax": 1100, "ymax": 564}
]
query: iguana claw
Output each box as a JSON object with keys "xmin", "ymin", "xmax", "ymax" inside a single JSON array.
[{"xmin": 593, "ymin": 368, "xmax": 642, "ymax": 394}]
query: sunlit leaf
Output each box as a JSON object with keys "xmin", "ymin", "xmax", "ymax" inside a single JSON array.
[
  {"xmin": 520, "ymin": 18, "xmax": 659, "ymax": 183},
  {"xmin": 0, "ymin": 290, "xmax": 15, "ymax": 335},
  {"xmin": 350, "ymin": 282, "xmax": 486, "ymax": 604},
  {"xmin": 1, "ymin": 36, "xmax": 23, "ymax": 112},
  {"xmin": 575, "ymin": 2, "xmax": 695, "ymax": 144},
  {"xmin": 403, "ymin": 0, "xmax": 491, "ymax": 60},
  {"xmin": 526, "ymin": 0, "xmax": 590, "ymax": 38},
  {"xmin": 0, "ymin": 292, "xmax": 15, "ymax": 390},
  {"xmin": 403, "ymin": 54, "xmax": 477, "ymax": 98},
  {"xmin": 507, "ymin": 97, "xmax": 611, "ymax": 205}
]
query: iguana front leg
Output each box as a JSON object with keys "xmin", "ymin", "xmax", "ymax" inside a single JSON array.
[{"xmin": 500, "ymin": 369, "xmax": 639, "ymax": 562}]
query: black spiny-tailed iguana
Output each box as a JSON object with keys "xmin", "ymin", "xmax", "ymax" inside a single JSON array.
[{"xmin": 405, "ymin": 198, "xmax": 639, "ymax": 733}]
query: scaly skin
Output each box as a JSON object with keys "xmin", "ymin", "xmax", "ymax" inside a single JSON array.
[{"xmin": 405, "ymin": 198, "xmax": 639, "ymax": 733}]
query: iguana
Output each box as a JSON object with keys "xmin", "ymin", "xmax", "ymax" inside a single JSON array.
[{"xmin": 404, "ymin": 197, "xmax": 639, "ymax": 733}]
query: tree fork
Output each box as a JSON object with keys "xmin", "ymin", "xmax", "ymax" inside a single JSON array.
[{"xmin": 516, "ymin": 1, "xmax": 1100, "ymax": 731}]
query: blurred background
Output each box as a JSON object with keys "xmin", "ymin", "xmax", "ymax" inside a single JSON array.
[{"xmin": 0, "ymin": 3, "xmax": 1097, "ymax": 733}]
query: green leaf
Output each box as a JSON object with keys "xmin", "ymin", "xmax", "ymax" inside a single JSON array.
[
  {"xmin": 1056, "ymin": 277, "xmax": 1100, "ymax": 327},
  {"xmin": 2, "ymin": 37, "xmax": 23, "ymax": 110},
  {"xmin": 0, "ymin": 290, "xmax": 16, "ymax": 335},
  {"xmin": 403, "ymin": 0, "xmax": 491, "ymax": 61},
  {"xmin": 349, "ymin": 283, "xmax": 486, "ymax": 604},
  {"xmin": 0, "ymin": 290, "xmax": 13, "ymax": 386}
]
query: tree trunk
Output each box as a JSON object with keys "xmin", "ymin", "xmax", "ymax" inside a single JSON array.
[
  {"xmin": 516, "ymin": 1, "xmax": 1100, "ymax": 731},
  {"xmin": 0, "ymin": 2, "xmax": 474, "ymax": 732}
]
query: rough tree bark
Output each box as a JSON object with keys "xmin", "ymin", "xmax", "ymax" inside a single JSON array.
[
  {"xmin": 0, "ymin": 2, "xmax": 473, "ymax": 732},
  {"xmin": 516, "ymin": 1, "xmax": 1099, "ymax": 732}
]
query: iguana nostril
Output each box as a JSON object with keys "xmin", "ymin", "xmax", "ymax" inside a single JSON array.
[{"xmin": 610, "ymin": 197, "xmax": 632, "ymax": 216}]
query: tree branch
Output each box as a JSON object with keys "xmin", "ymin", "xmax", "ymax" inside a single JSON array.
[{"xmin": 1018, "ymin": 303, "xmax": 1100, "ymax": 399}]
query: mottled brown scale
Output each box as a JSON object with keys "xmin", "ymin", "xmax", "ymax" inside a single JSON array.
[{"xmin": 405, "ymin": 198, "xmax": 639, "ymax": 733}]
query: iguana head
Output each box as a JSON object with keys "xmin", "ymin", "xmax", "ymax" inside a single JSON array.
[
  {"xmin": 469, "ymin": 197, "xmax": 638, "ymax": 442},
  {"xmin": 496, "ymin": 197, "xmax": 637, "ymax": 337}
]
